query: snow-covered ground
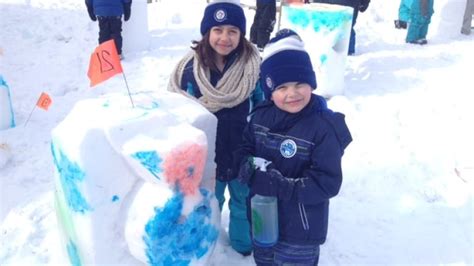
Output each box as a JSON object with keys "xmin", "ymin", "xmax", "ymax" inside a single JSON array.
[{"xmin": 1, "ymin": 0, "xmax": 473, "ymax": 265}]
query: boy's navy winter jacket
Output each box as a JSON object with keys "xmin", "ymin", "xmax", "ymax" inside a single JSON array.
[
  {"xmin": 180, "ymin": 53, "xmax": 263, "ymax": 182},
  {"xmin": 85, "ymin": 0, "xmax": 131, "ymax": 17},
  {"xmin": 235, "ymin": 94, "xmax": 352, "ymax": 245}
]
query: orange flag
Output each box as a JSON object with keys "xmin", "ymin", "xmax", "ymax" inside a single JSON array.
[
  {"xmin": 87, "ymin": 40, "xmax": 123, "ymax": 87},
  {"xmin": 36, "ymin": 92, "xmax": 52, "ymax": 111}
]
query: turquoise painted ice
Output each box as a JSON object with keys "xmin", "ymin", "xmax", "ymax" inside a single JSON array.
[
  {"xmin": 0, "ymin": 75, "xmax": 15, "ymax": 128},
  {"xmin": 131, "ymin": 151, "xmax": 163, "ymax": 179},
  {"xmin": 320, "ymin": 54, "xmax": 328, "ymax": 64},
  {"xmin": 286, "ymin": 8, "xmax": 352, "ymax": 32},
  {"xmin": 143, "ymin": 189, "xmax": 219, "ymax": 266},
  {"xmin": 51, "ymin": 142, "xmax": 92, "ymax": 214},
  {"xmin": 67, "ymin": 239, "xmax": 82, "ymax": 266}
]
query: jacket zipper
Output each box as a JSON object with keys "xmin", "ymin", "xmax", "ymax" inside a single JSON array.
[{"xmin": 298, "ymin": 203, "xmax": 310, "ymax": 231}]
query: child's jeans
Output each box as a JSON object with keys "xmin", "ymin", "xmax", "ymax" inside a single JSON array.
[{"xmin": 253, "ymin": 241, "xmax": 320, "ymax": 266}]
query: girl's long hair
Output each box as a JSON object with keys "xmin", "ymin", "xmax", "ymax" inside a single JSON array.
[{"xmin": 191, "ymin": 30, "xmax": 255, "ymax": 72}]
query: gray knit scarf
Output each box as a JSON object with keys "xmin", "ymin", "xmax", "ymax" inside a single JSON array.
[{"xmin": 168, "ymin": 46, "xmax": 260, "ymax": 113}]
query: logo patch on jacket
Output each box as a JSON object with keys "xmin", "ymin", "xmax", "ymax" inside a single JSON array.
[{"xmin": 280, "ymin": 139, "xmax": 297, "ymax": 158}]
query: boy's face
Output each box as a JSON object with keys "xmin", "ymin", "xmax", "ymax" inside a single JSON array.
[
  {"xmin": 271, "ymin": 82, "xmax": 312, "ymax": 113},
  {"xmin": 209, "ymin": 25, "xmax": 241, "ymax": 57}
]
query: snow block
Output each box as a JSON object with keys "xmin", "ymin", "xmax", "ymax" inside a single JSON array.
[
  {"xmin": 122, "ymin": 0, "xmax": 150, "ymax": 54},
  {"xmin": 51, "ymin": 91, "xmax": 219, "ymax": 265},
  {"xmin": 280, "ymin": 3, "xmax": 353, "ymax": 97},
  {"xmin": 0, "ymin": 75, "xmax": 15, "ymax": 130}
]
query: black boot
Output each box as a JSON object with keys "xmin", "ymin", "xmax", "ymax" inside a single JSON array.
[{"xmin": 394, "ymin": 20, "xmax": 407, "ymax": 29}]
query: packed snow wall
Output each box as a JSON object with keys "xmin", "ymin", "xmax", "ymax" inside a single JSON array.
[{"xmin": 51, "ymin": 91, "xmax": 220, "ymax": 265}]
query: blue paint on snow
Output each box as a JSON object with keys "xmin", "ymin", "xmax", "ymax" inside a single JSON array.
[
  {"xmin": 0, "ymin": 75, "xmax": 16, "ymax": 128},
  {"xmin": 143, "ymin": 189, "xmax": 219, "ymax": 266},
  {"xmin": 112, "ymin": 195, "xmax": 120, "ymax": 202},
  {"xmin": 66, "ymin": 239, "xmax": 82, "ymax": 266},
  {"xmin": 131, "ymin": 151, "xmax": 163, "ymax": 179},
  {"xmin": 286, "ymin": 8, "xmax": 352, "ymax": 32},
  {"xmin": 51, "ymin": 141, "xmax": 92, "ymax": 214}
]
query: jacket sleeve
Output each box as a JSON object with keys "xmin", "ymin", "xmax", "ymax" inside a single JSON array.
[
  {"xmin": 85, "ymin": 0, "xmax": 96, "ymax": 21},
  {"xmin": 233, "ymin": 120, "xmax": 257, "ymax": 183},
  {"xmin": 123, "ymin": 0, "xmax": 132, "ymax": 21},
  {"xmin": 359, "ymin": 0, "xmax": 370, "ymax": 12}
]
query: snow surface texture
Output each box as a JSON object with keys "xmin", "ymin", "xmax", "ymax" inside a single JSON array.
[{"xmin": 0, "ymin": 0, "xmax": 473, "ymax": 265}]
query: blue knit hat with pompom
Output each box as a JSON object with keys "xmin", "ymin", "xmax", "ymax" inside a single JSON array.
[
  {"xmin": 260, "ymin": 29, "xmax": 317, "ymax": 99},
  {"xmin": 200, "ymin": 0, "xmax": 246, "ymax": 36}
]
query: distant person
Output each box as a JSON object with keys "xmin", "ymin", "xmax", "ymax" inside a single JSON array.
[
  {"xmin": 250, "ymin": 0, "xmax": 277, "ymax": 51},
  {"xmin": 85, "ymin": 0, "xmax": 132, "ymax": 58},
  {"xmin": 312, "ymin": 0, "xmax": 371, "ymax": 55},
  {"xmin": 461, "ymin": 0, "xmax": 473, "ymax": 35},
  {"xmin": 168, "ymin": 0, "xmax": 263, "ymax": 257},
  {"xmin": 394, "ymin": 0, "xmax": 413, "ymax": 29},
  {"xmin": 405, "ymin": 0, "xmax": 434, "ymax": 45},
  {"xmin": 234, "ymin": 29, "xmax": 352, "ymax": 265}
]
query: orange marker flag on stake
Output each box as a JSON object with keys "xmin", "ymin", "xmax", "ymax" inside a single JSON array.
[
  {"xmin": 24, "ymin": 92, "xmax": 53, "ymax": 127},
  {"xmin": 87, "ymin": 40, "xmax": 123, "ymax": 87},
  {"xmin": 36, "ymin": 92, "xmax": 52, "ymax": 111}
]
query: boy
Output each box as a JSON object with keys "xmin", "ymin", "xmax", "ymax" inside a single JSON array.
[{"xmin": 234, "ymin": 29, "xmax": 352, "ymax": 265}]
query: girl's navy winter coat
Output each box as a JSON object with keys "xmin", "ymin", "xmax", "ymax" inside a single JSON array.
[
  {"xmin": 180, "ymin": 53, "xmax": 262, "ymax": 182},
  {"xmin": 236, "ymin": 95, "xmax": 352, "ymax": 244},
  {"xmin": 85, "ymin": 0, "xmax": 131, "ymax": 16}
]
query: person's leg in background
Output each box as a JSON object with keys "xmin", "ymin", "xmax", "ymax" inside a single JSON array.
[
  {"xmin": 98, "ymin": 16, "xmax": 111, "ymax": 45},
  {"xmin": 461, "ymin": 0, "xmax": 474, "ymax": 35},
  {"xmin": 348, "ymin": 8, "xmax": 358, "ymax": 55},
  {"xmin": 109, "ymin": 16, "xmax": 123, "ymax": 55}
]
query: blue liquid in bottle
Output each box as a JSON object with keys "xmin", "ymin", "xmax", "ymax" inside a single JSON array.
[{"xmin": 251, "ymin": 194, "xmax": 278, "ymax": 247}]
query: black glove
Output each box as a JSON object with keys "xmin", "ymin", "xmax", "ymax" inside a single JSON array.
[
  {"xmin": 237, "ymin": 157, "xmax": 255, "ymax": 184},
  {"xmin": 359, "ymin": 0, "xmax": 370, "ymax": 12},
  {"xmin": 86, "ymin": 4, "xmax": 96, "ymax": 21},
  {"xmin": 124, "ymin": 2, "xmax": 131, "ymax": 21}
]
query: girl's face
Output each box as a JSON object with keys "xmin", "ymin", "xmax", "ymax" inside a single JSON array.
[
  {"xmin": 271, "ymin": 82, "xmax": 312, "ymax": 113},
  {"xmin": 209, "ymin": 25, "xmax": 241, "ymax": 57}
]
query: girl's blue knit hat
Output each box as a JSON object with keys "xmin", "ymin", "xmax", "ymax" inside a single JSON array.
[
  {"xmin": 260, "ymin": 29, "xmax": 317, "ymax": 99},
  {"xmin": 200, "ymin": 0, "xmax": 246, "ymax": 35}
]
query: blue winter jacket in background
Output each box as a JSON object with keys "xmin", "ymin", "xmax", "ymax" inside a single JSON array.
[
  {"xmin": 236, "ymin": 94, "xmax": 352, "ymax": 244},
  {"xmin": 85, "ymin": 0, "xmax": 131, "ymax": 16},
  {"xmin": 180, "ymin": 53, "xmax": 263, "ymax": 182}
]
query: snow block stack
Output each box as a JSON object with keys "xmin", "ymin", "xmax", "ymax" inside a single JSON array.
[
  {"xmin": 280, "ymin": 3, "xmax": 353, "ymax": 97},
  {"xmin": 0, "ymin": 75, "xmax": 15, "ymax": 130},
  {"xmin": 51, "ymin": 91, "xmax": 219, "ymax": 266}
]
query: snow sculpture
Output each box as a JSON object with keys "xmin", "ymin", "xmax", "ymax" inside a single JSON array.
[
  {"xmin": 51, "ymin": 91, "xmax": 219, "ymax": 265},
  {"xmin": 0, "ymin": 75, "xmax": 15, "ymax": 130},
  {"xmin": 280, "ymin": 3, "xmax": 353, "ymax": 97},
  {"xmin": 122, "ymin": 0, "xmax": 150, "ymax": 54}
]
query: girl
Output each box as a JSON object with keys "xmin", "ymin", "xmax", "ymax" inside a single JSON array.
[{"xmin": 168, "ymin": 0, "xmax": 262, "ymax": 256}]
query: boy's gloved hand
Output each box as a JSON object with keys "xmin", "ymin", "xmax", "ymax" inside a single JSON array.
[
  {"xmin": 250, "ymin": 169, "xmax": 279, "ymax": 197},
  {"xmin": 124, "ymin": 3, "xmax": 131, "ymax": 21},
  {"xmin": 86, "ymin": 6, "xmax": 96, "ymax": 21},
  {"xmin": 237, "ymin": 156, "xmax": 272, "ymax": 184}
]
